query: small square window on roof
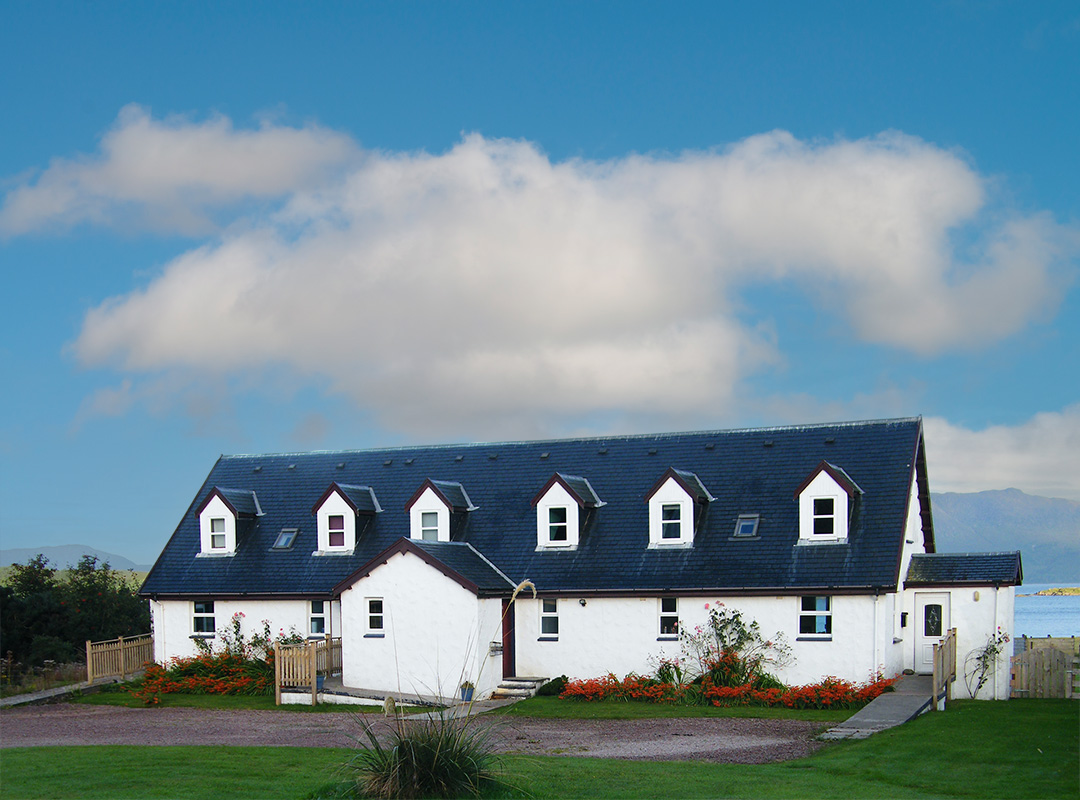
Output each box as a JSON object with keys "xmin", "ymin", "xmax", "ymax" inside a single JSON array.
[
  {"xmin": 733, "ymin": 514, "xmax": 760, "ymax": 538},
  {"xmin": 273, "ymin": 528, "xmax": 298, "ymax": 549}
]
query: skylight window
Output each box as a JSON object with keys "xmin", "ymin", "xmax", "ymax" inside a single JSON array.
[
  {"xmin": 273, "ymin": 528, "xmax": 298, "ymax": 549},
  {"xmin": 733, "ymin": 514, "xmax": 760, "ymax": 538}
]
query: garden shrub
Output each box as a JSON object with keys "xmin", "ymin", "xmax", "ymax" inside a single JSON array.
[{"xmin": 536, "ymin": 675, "xmax": 568, "ymax": 696}]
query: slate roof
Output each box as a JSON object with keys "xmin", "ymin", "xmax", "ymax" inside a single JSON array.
[
  {"xmin": 905, "ymin": 552, "xmax": 1023, "ymax": 586},
  {"xmin": 140, "ymin": 417, "xmax": 930, "ymax": 598}
]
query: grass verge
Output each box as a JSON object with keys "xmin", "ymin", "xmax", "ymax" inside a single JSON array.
[
  {"xmin": 68, "ymin": 687, "xmax": 440, "ymax": 713},
  {"xmin": 1, "ymin": 700, "xmax": 1074, "ymax": 799},
  {"xmin": 495, "ymin": 694, "xmax": 854, "ymax": 722}
]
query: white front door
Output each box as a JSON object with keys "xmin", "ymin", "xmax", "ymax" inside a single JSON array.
[{"xmin": 914, "ymin": 592, "xmax": 950, "ymax": 673}]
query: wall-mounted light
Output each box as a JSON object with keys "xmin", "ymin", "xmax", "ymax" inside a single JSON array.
[{"xmin": 579, "ymin": 599, "xmax": 587, "ymax": 607}]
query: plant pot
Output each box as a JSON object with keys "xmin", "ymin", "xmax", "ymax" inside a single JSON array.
[
  {"xmin": 460, "ymin": 687, "xmax": 474, "ymax": 702},
  {"xmin": 316, "ymin": 674, "xmax": 325, "ymax": 692}
]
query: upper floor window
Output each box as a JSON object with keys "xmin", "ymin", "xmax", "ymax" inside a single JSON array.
[
  {"xmin": 196, "ymin": 488, "xmax": 259, "ymax": 556},
  {"xmin": 407, "ymin": 479, "xmax": 475, "ymax": 543},
  {"xmin": 645, "ymin": 469, "xmax": 712, "ymax": 548},
  {"xmin": 311, "ymin": 483, "xmax": 379, "ymax": 554},
  {"xmin": 795, "ymin": 462, "xmax": 860, "ymax": 543},
  {"xmin": 532, "ymin": 473, "xmax": 602, "ymax": 550}
]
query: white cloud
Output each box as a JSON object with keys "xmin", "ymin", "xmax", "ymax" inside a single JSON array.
[
  {"xmin": 924, "ymin": 407, "xmax": 1080, "ymax": 501},
  {"xmin": 34, "ymin": 114, "xmax": 1074, "ymax": 435},
  {"xmin": 0, "ymin": 104, "xmax": 355, "ymax": 235}
]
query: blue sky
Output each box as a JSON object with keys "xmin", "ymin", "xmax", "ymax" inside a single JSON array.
[{"xmin": 2, "ymin": 2, "xmax": 1078, "ymax": 565}]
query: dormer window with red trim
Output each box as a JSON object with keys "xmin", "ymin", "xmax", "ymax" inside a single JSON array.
[
  {"xmin": 795, "ymin": 462, "xmax": 861, "ymax": 543},
  {"xmin": 312, "ymin": 483, "xmax": 381, "ymax": 555}
]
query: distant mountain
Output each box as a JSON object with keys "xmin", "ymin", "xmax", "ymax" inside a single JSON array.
[
  {"xmin": 931, "ymin": 489, "xmax": 1080, "ymax": 584},
  {"xmin": 0, "ymin": 544, "xmax": 151, "ymax": 572}
]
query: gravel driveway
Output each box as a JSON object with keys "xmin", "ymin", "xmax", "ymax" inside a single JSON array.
[{"xmin": 0, "ymin": 705, "xmax": 826, "ymax": 763}]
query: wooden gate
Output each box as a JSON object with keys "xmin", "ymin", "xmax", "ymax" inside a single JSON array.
[
  {"xmin": 1011, "ymin": 648, "xmax": 1079, "ymax": 699},
  {"xmin": 931, "ymin": 627, "xmax": 957, "ymax": 710},
  {"xmin": 274, "ymin": 637, "xmax": 341, "ymax": 705},
  {"xmin": 85, "ymin": 634, "xmax": 153, "ymax": 682}
]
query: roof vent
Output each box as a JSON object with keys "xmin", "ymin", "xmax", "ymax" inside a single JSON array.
[
  {"xmin": 540, "ymin": 452, "xmax": 549, "ymax": 459},
  {"xmin": 825, "ymin": 437, "xmax": 835, "ymax": 445},
  {"xmin": 287, "ymin": 464, "xmax": 296, "ymax": 470},
  {"xmin": 648, "ymin": 448, "xmax": 657, "ymax": 455},
  {"xmin": 704, "ymin": 443, "xmax": 715, "ymax": 451},
  {"xmin": 598, "ymin": 447, "xmax": 608, "ymax": 455},
  {"xmin": 253, "ymin": 466, "xmax": 262, "ymax": 473},
  {"xmin": 383, "ymin": 459, "xmax": 393, "ymax": 466},
  {"xmin": 455, "ymin": 455, "xmax": 464, "ymax": 462},
  {"xmin": 405, "ymin": 458, "xmax": 414, "ymax": 465},
  {"xmin": 488, "ymin": 453, "xmax": 498, "ymax": 460},
  {"xmin": 763, "ymin": 441, "xmax": 773, "ymax": 448},
  {"xmin": 337, "ymin": 462, "xmax": 345, "ymax": 469}
]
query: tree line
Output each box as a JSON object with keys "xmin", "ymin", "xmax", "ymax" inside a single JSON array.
[{"xmin": 0, "ymin": 554, "xmax": 150, "ymax": 668}]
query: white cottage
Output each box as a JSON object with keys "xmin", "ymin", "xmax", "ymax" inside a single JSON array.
[{"xmin": 140, "ymin": 418, "xmax": 1022, "ymax": 701}]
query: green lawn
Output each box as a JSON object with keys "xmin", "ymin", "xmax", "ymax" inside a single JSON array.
[
  {"xmin": 498, "ymin": 694, "xmax": 854, "ymax": 722},
  {"xmin": 1, "ymin": 700, "xmax": 1075, "ymax": 799}
]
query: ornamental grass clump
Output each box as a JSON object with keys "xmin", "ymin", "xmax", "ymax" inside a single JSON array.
[{"xmin": 347, "ymin": 713, "xmax": 504, "ymax": 800}]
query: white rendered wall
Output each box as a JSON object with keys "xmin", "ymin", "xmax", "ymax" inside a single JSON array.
[
  {"xmin": 513, "ymin": 593, "xmax": 888, "ymax": 687},
  {"xmin": 339, "ymin": 551, "xmax": 504, "ymax": 700},
  {"xmin": 903, "ymin": 585, "xmax": 1015, "ymax": 700},
  {"xmin": 148, "ymin": 598, "xmax": 339, "ymax": 663}
]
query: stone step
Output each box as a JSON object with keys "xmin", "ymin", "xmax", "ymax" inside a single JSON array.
[{"xmin": 490, "ymin": 676, "xmax": 548, "ymax": 699}]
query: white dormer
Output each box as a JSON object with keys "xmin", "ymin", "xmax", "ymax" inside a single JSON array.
[
  {"xmin": 406, "ymin": 479, "xmax": 476, "ymax": 542},
  {"xmin": 645, "ymin": 468, "xmax": 713, "ymax": 548},
  {"xmin": 196, "ymin": 487, "xmax": 261, "ymax": 556},
  {"xmin": 795, "ymin": 462, "xmax": 861, "ymax": 543},
  {"xmin": 531, "ymin": 473, "xmax": 604, "ymax": 550},
  {"xmin": 311, "ymin": 483, "xmax": 381, "ymax": 555}
]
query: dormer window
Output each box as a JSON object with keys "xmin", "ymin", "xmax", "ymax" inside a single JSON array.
[
  {"xmin": 795, "ymin": 462, "xmax": 861, "ymax": 543},
  {"xmin": 196, "ymin": 488, "xmax": 260, "ymax": 556},
  {"xmin": 407, "ymin": 479, "xmax": 476, "ymax": 542},
  {"xmin": 645, "ymin": 468, "xmax": 713, "ymax": 548},
  {"xmin": 312, "ymin": 483, "xmax": 381, "ymax": 555},
  {"xmin": 532, "ymin": 473, "xmax": 604, "ymax": 550},
  {"xmin": 209, "ymin": 518, "xmax": 226, "ymax": 550}
]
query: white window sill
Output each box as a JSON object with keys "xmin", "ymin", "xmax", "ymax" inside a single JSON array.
[
  {"xmin": 190, "ymin": 634, "xmax": 216, "ymax": 639},
  {"xmin": 647, "ymin": 541, "xmax": 693, "ymax": 549},
  {"xmin": 363, "ymin": 633, "xmax": 385, "ymax": 638},
  {"xmin": 537, "ymin": 636, "xmax": 559, "ymax": 642},
  {"xmin": 795, "ymin": 636, "xmax": 833, "ymax": 642},
  {"xmin": 196, "ymin": 551, "xmax": 235, "ymax": 558},
  {"xmin": 311, "ymin": 549, "xmax": 355, "ymax": 556},
  {"xmin": 535, "ymin": 544, "xmax": 578, "ymax": 552},
  {"xmin": 795, "ymin": 537, "xmax": 848, "ymax": 546},
  {"xmin": 656, "ymin": 636, "xmax": 679, "ymax": 642}
]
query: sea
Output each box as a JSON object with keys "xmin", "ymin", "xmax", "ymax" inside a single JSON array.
[{"xmin": 1014, "ymin": 582, "xmax": 1080, "ymax": 640}]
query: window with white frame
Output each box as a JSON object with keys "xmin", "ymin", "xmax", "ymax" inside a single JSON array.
[
  {"xmin": 193, "ymin": 601, "xmax": 215, "ymax": 635},
  {"xmin": 796, "ymin": 465, "xmax": 856, "ymax": 542},
  {"xmin": 532, "ymin": 478, "xmax": 583, "ymax": 549},
  {"xmin": 366, "ymin": 598, "xmax": 384, "ymax": 635},
  {"xmin": 420, "ymin": 511, "xmax": 439, "ymax": 541},
  {"xmin": 547, "ymin": 507, "xmax": 568, "ymax": 542},
  {"xmin": 659, "ymin": 597, "xmax": 679, "ymax": 637},
  {"xmin": 646, "ymin": 473, "xmax": 700, "ymax": 547},
  {"xmin": 812, "ymin": 498, "xmax": 835, "ymax": 536},
  {"xmin": 309, "ymin": 600, "xmax": 326, "ymax": 636},
  {"xmin": 328, "ymin": 515, "xmax": 346, "ymax": 548},
  {"xmin": 540, "ymin": 599, "xmax": 559, "ymax": 638},
  {"xmin": 799, "ymin": 596, "xmax": 832, "ymax": 637},
  {"xmin": 661, "ymin": 504, "xmax": 682, "ymax": 539},
  {"xmin": 209, "ymin": 518, "xmax": 226, "ymax": 549}
]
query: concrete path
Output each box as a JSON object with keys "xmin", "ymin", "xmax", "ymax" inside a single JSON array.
[
  {"xmin": 0, "ymin": 677, "xmax": 126, "ymax": 709},
  {"xmin": 820, "ymin": 674, "xmax": 937, "ymax": 740}
]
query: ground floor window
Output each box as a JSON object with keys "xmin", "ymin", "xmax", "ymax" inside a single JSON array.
[
  {"xmin": 799, "ymin": 596, "xmax": 832, "ymax": 637},
  {"xmin": 659, "ymin": 597, "xmax": 679, "ymax": 637},
  {"xmin": 366, "ymin": 598, "xmax": 384, "ymax": 635},
  {"xmin": 310, "ymin": 600, "xmax": 326, "ymax": 636},
  {"xmin": 192, "ymin": 600, "xmax": 215, "ymax": 635},
  {"xmin": 540, "ymin": 598, "xmax": 559, "ymax": 638}
]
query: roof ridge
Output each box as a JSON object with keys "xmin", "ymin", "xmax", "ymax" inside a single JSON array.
[{"xmin": 217, "ymin": 416, "xmax": 923, "ymax": 460}]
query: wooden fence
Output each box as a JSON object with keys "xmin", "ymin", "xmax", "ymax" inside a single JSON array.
[
  {"xmin": 85, "ymin": 634, "xmax": 154, "ymax": 682},
  {"xmin": 931, "ymin": 627, "xmax": 957, "ymax": 710},
  {"xmin": 1011, "ymin": 648, "xmax": 1079, "ymax": 699},
  {"xmin": 1016, "ymin": 636, "xmax": 1079, "ymax": 656},
  {"xmin": 274, "ymin": 637, "xmax": 341, "ymax": 706}
]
